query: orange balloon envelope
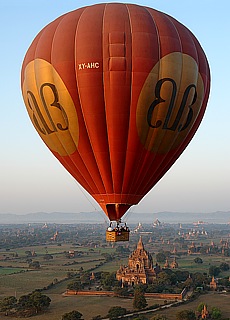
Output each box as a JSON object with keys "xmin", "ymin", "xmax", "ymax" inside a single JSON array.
[{"xmin": 21, "ymin": 3, "xmax": 210, "ymax": 222}]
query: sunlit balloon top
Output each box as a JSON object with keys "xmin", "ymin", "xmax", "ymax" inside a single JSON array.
[{"xmin": 21, "ymin": 3, "xmax": 210, "ymax": 221}]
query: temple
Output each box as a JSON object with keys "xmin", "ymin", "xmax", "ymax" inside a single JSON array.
[{"xmin": 116, "ymin": 237, "xmax": 160, "ymax": 286}]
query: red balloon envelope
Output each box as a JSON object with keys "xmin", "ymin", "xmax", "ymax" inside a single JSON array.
[{"xmin": 21, "ymin": 3, "xmax": 210, "ymax": 221}]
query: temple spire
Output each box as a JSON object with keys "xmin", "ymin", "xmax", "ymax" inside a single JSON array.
[{"xmin": 137, "ymin": 236, "xmax": 144, "ymax": 250}]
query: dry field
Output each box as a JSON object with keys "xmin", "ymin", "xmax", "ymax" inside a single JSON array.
[
  {"xmin": 0, "ymin": 294, "xmax": 167, "ymax": 320},
  {"xmin": 146, "ymin": 292, "xmax": 230, "ymax": 320},
  {"xmin": 1, "ymin": 241, "xmax": 230, "ymax": 319},
  {"xmin": 1, "ymin": 292, "xmax": 230, "ymax": 320}
]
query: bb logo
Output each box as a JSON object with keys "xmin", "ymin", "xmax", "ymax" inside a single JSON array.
[
  {"xmin": 136, "ymin": 52, "xmax": 204, "ymax": 154},
  {"xmin": 22, "ymin": 59, "xmax": 79, "ymax": 156}
]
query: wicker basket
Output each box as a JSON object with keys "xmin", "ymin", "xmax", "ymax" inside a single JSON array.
[{"xmin": 106, "ymin": 230, "xmax": 130, "ymax": 242}]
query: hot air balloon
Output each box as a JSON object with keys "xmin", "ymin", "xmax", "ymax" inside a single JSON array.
[{"xmin": 21, "ymin": 3, "xmax": 210, "ymax": 241}]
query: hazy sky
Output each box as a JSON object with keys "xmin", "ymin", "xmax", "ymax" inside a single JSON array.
[{"xmin": 0, "ymin": 1, "xmax": 229, "ymax": 219}]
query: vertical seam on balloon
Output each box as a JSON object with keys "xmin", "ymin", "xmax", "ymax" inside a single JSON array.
[
  {"xmin": 195, "ymin": 35, "xmax": 210, "ymax": 123},
  {"xmin": 145, "ymin": 7, "xmax": 162, "ymax": 152},
  {"xmin": 138, "ymin": 14, "xmax": 184, "ymax": 195},
  {"xmin": 53, "ymin": 12, "xmax": 100, "ymax": 196},
  {"xmin": 32, "ymin": 19, "xmax": 83, "ymax": 185},
  {"xmin": 144, "ymin": 16, "xmax": 193, "ymax": 196},
  {"xmin": 125, "ymin": 6, "xmax": 162, "ymax": 203},
  {"xmin": 141, "ymin": 16, "xmax": 202, "ymax": 196},
  {"xmin": 51, "ymin": 15, "xmax": 77, "ymax": 156},
  {"xmin": 54, "ymin": 13, "xmax": 99, "ymax": 194},
  {"xmin": 169, "ymin": 15, "xmax": 188, "ymax": 148},
  {"xmin": 120, "ymin": 3, "xmax": 133, "ymax": 209},
  {"xmin": 135, "ymin": 7, "xmax": 163, "ymax": 195},
  {"xmin": 74, "ymin": 5, "xmax": 108, "ymax": 197},
  {"xmin": 73, "ymin": 9, "xmax": 105, "ymax": 195},
  {"xmin": 102, "ymin": 2, "xmax": 114, "ymax": 198},
  {"xmin": 123, "ymin": 5, "xmax": 156, "ymax": 205},
  {"xmin": 128, "ymin": 10, "xmax": 183, "ymax": 199},
  {"xmin": 50, "ymin": 17, "xmax": 97, "ymax": 194},
  {"xmin": 164, "ymin": 16, "xmax": 202, "ymax": 167},
  {"xmin": 100, "ymin": 3, "xmax": 114, "ymax": 196},
  {"xmin": 38, "ymin": 13, "xmax": 100, "ymax": 196},
  {"xmin": 158, "ymin": 17, "xmax": 199, "ymax": 167},
  {"xmin": 195, "ymin": 35, "xmax": 210, "ymax": 101},
  {"xmin": 134, "ymin": 12, "xmax": 183, "ymax": 197},
  {"xmin": 55, "ymin": 16, "xmax": 80, "ymax": 155},
  {"xmin": 74, "ymin": 8, "xmax": 103, "ymax": 194},
  {"xmin": 34, "ymin": 16, "xmax": 74, "ymax": 160},
  {"xmin": 48, "ymin": 15, "xmax": 91, "ymax": 188},
  {"xmin": 33, "ymin": 25, "xmax": 66, "ymax": 156},
  {"xmin": 103, "ymin": 3, "xmax": 121, "ymax": 202},
  {"xmin": 166, "ymin": 31, "xmax": 205, "ymax": 175},
  {"xmin": 163, "ymin": 14, "xmax": 183, "ymax": 147}
]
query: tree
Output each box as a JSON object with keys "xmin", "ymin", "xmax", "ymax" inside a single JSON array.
[
  {"xmin": 209, "ymin": 266, "xmax": 220, "ymax": 277},
  {"xmin": 197, "ymin": 302, "xmax": 206, "ymax": 313},
  {"xmin": 133, "ymin": 286, "xmax": 147, "ymax": 310},
  {"xmin": 0, "ymin": 296, "xmax": 17, "ymax": 315},
  {"xmin": 101, "ymin": 253, "xmax": 113, "ymax": 262},
  {"xmin": 194, "ymin": 257, "xmax": 203, "ymax": 264},
  {"xmin": 107, "ymin": 306, "xmax": 127, "ymax": 319},
  {"xmin": 210, "ymin": 307, "xmax": 222, "ymax": 319},
  {"xmin": 156, "ymin": 252, "xmax": 166, "ymax": 263},
  {"xmin": 176, "ymin": 310, "xmax": 196, "ymax": 320},
  {"xmin": 114, "ymin": 286, "xmax": 130, "ymax": 297},
  {"xmin": 133, "ymin": 315, "xmax": 148, "ymax": 320},
  {"xmin": 146, "ymin": 283, "xmax": 157, "ymax": 293},
  {"xmin": 28, "ymin": 260, "xmax": 40, "ymax": 269},
  {"xmin": 218, "ymin": 277, "xmax": 230, "ymax": 287},
  {"xmin": 17, "ymin": 294, "xmax": 33, "ymax": 311},
  {"xmin": 174, "ymin": 270, "xmax": 189, "ymax": 282},
  {"xmin": 28, "ymin": 291, "xmax": 51, "ymax": 314},
  {"xmin": 150, "ymin": 315, "xmax": 168, "ymax": 320},
  {"xmin": 80, "ymin": 272, "xmax": 91, "ymax": 286},
  {"xmin": 17, "ymin": 291, "xmax": 51, "ymax": 315},
  {"xmin": 115, "ymin": 245, "xmax": 130, "ymax": 254},
  {"xmin": 192, "ymin": 272, "xmax": 206, "ymax": 287},
  {"xmin": 101, "ymin": 272, "xmax": 118, "ymax": 289},
  {"xmin": 223, "ymin": 248, "xmax": 230, "ymax": 256},
  {"xmin": 219, "ymin": 262, "xmax": 229, "ymax": 271},
  {"xmin": 183, "ymin": 277, "xmax": 193, "ymax": 288},
  {"xmin": 157, "ymin": 271, "xmax": 174, "ymax": 286},
  {"xmin": 91, "ymin": 316, "xmax": 102, "ymax": 320},
  {"xmin": 62, "ymin": 310, "xmax": 83, "ymax": 320},
  {"xmin": 67, "ymin": 280, "xmax": 83, "ymax": 292},
  {"xmin": 43, "ymin": 254, "xmax": 53, "ymax": 260},
  {"xmin": 67, "ymin": 272, "xmax": 75, "ymax": 279}
]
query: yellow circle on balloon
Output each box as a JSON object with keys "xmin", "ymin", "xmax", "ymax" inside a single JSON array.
[
  {"xmin": 136, "ymin": 52, "xmax": 204, "ymax": 154},
  {"xmin": 22, "ymin": 59, "xmax": 79, "ymax": 156}
]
